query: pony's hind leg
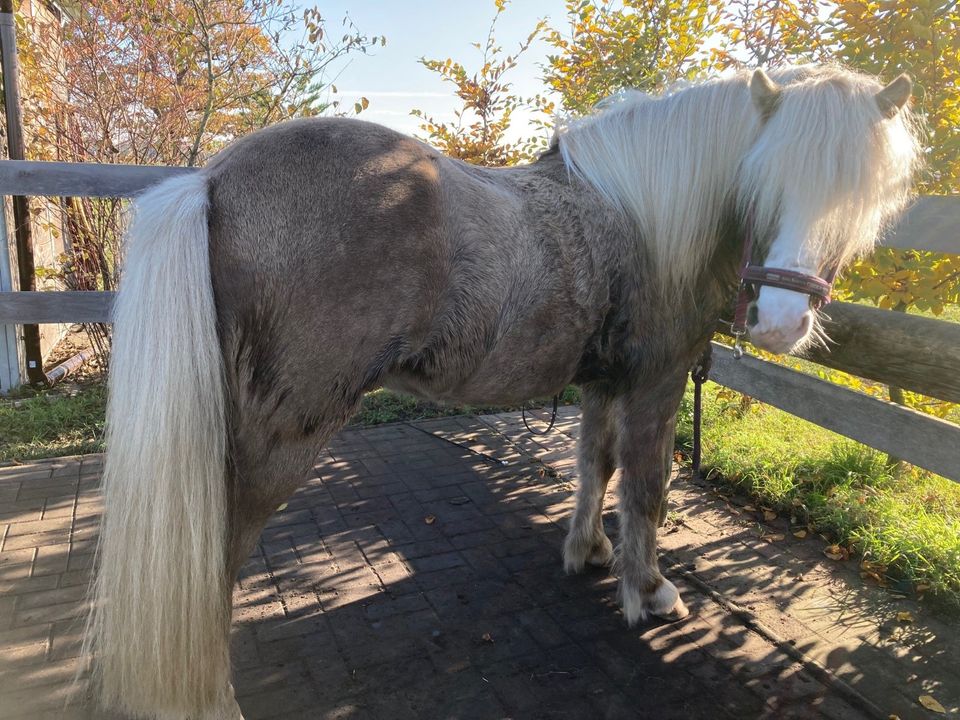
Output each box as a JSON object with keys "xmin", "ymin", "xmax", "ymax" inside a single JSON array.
[
  {"xmin": 564, "ymin": 386, "xmax": 617, "ymax": 572},
  {"xmin": 615, "ymin": 373, "xmax": 689, "ymax": 625}
]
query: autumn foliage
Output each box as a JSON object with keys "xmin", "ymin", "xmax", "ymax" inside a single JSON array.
[{"xmin": 16, "ymin": 1, "xmax": 383, "ymax": 360}]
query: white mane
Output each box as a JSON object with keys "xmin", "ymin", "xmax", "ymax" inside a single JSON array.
[{"xmin": 556, "ymin": 65, "xmax": 922, "ymax": 292}]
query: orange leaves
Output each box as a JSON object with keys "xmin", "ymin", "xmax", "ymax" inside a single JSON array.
[{"xmin": 22, "ymin": 0, "xmax": 387, "ymax": 167}]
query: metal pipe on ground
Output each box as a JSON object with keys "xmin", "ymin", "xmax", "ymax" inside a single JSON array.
[{"xmin": 44, "ymin": 349, "xmax": 94, "ymax": 386}]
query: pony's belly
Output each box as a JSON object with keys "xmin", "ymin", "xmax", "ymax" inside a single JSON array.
[{"xmin": 383, "ymin": 340, "xmax": 581, "ymax": 407}]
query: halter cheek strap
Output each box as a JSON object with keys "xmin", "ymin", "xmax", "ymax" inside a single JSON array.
[{"xmin": 729, "ymin": 213, "xmax": 839, "ymax": 357}]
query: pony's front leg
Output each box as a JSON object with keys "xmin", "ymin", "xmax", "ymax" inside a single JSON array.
[
  {"xmin": 564, "ymin": 385, "xmax": 617, "ymax": 572},
  {"xmin": 615, "ymin": 373, "xmax": 689, "ymax": 625}
]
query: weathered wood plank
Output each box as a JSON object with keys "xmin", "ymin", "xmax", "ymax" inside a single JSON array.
[
  {"xmin": 809, "ymin": 303, "xmax": 960, "ymax": 404},
  {"xmin": 0, "ymin": 160, "xmax": 195, "ymax": 198},
  {"xmin": 717, "ymin": 302, "xmax": 960, "ymax": 404},
  {"xmin": 709, "ymin": 342, "xmax": 960, "ymax": 482},
  {"xmin": 880, "ymin": 196, "xmax": 960, "ymax": 254},
  {"xmin": 0, "ymin": 291, "xmax": 114, "ymax": 323}
]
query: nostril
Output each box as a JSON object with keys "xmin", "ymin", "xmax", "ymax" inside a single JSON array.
[{"xmin": 747, "ymin": 303, "xmax": 759, "ymax": 328}]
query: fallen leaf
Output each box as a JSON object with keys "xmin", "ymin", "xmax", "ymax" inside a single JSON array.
[
  {"xmin": 793, "ymin": 529, "xmax": 808, "ymax": 539},
  {"xmin": 824, "ymin": 544, "xmax": 846, "ymax": 561},
  {"xmin": 276, "ymin": 502, "xmax": 288, "ymax": 512},
  {"xmin": 918, "ymin": 695, "xmax": 945, "ymax": 713},
  {"xmin": 763, "ymin": 533, "xmax": 785, "ymax": 543},
  {"xmin": 424, "ymin": 515, "xmax": 436, "ymax": 525},
  {"xmin": 742, "ymin": 504, "xmax": 757, "ymax": 512},
  {"xmin": 915, "ymin": 583, "xmax": 931, "ymax": 593},
  {"xmin": 763, "ymin": 510, "xmax": 777, "ymax": 522},
  {"xmin": 481, "ymin": 632, "xmax": 494, "ymax": 644},
  {"xmin": 896, "ymin": 611, "xmax": 914, "ymax": 624}
]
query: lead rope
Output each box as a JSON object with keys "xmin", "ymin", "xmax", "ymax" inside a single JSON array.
[
  {"xmin": 522, "ymin": 394, "xmax": 559, "ymax": 435},
  {"xmin": 690, "ymin": 345, "xmax": 713, "ymax": 479}
]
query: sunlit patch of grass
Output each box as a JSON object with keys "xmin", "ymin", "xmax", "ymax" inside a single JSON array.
[
  {"xmin": 677, "ymin": 382, "xmax": 960, "ymax": 610},
  {"xmin": 0, "ymin": 383, "xmax": 107, "ymax": 463}
]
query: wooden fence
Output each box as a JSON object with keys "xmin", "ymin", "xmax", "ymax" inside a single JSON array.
[{"xmin": 0, "ymin": 159, "xmax": 958, "ymax": 481}]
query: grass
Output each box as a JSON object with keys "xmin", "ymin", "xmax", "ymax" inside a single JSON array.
[
  {"xmin": 0, "ymin": 382, "xmax": 107, "ymax": 462},
  {"xmin": 4, "ymin": 374, "xmax": 959, "ymax": 610},
  {"xmin": 676, "ymin": 381, "xmax": 960, "ymax": 610},
  {"xmin": 0, "ymin": 381, "xmax": 580, "ymax": 463}
]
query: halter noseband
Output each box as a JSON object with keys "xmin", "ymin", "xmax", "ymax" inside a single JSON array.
[{"xmin": 730, "ymin": 211, "xmax": 838, "ymax": 357}]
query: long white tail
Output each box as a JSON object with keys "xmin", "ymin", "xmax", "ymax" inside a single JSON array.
[{"xmin": 85, "ymin": 172, "xmax": 232, "ymax": 717}]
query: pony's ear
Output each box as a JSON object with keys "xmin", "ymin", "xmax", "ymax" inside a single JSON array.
[
  {"xmin": 875, "ymin": 73, "xmax": 912, "ymax": 118},
  {"xmin": 750, "ymin": 69, "xmax": 781, "ymax": 120}
]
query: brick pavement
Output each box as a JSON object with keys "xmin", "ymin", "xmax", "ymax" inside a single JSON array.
[{"xmin": 0, "ymin": 409, "xmax": 955, "ymax": 719}]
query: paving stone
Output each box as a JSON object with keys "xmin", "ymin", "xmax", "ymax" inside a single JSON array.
[{"xmin": 2, "ymin": 412, "xmax": 951, "ymax": 719}]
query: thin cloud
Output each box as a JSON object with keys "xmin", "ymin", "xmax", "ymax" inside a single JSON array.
[{"xmin": 337, "ymin": 90, "xmax": 450, "ymax": 98}]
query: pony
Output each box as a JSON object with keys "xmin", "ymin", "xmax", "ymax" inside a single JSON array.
[{"xmin": 84, "ymin": 64, "xmax": 920, "ymax": 719}]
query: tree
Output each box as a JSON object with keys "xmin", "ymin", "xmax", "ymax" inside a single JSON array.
[
  {"xmin": 412, "ymin": 0, "xmax": 545, "ymax": 166},
  {"xmin": 543, "ymin": 0, "xmax": 722, "ymax": 116},
  {"xmin": 16, "ymin": 1, "xmax": 383, "ymax": 363},
  {"xmin": 713, "ymin": 0, "xmax": 824, "ymax": 68},
  {"xmin": 20, "ymin": 1, "xmax": 384, "ymax": 167}
]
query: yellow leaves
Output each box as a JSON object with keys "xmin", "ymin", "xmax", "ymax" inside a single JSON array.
[
  {"xmin": 895, "ymin": 610, "xmax": 914, "ymax": 623},
  {"xmin": 412, "ymin": 1, "xmax": 544, "ymax": 167},
  {"xmin": 793, "ymin": 529, "xmax": 808, "ymax": 539},
  {"xmin": 424, "ymin": 515, "xmax": 436, "ymax": 525},
  {"xmin": 918, "ymin": 695, "xmax": 946, "ymax": 713},
  {"xmin": 860, "ymin": 559, "xmax": 888, "ymax": 584}
]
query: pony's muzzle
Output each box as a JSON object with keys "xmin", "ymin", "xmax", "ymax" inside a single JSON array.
[{"xmin": 748, "ymin": 287, "xmax": 815, "ymax": 354}]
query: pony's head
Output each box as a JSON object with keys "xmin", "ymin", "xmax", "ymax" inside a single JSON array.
[{"xmin": 739, "ymin": 66, "xmax": 922, "ymax": 354}]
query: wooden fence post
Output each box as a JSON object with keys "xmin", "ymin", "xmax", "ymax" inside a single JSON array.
[
  {"xmin": 0, "ymin": 197, "xmax": 19, "ymax": 391},
  {"xmin": 0, "ymin": 1, "xmax": 44, "ymax": 385}
]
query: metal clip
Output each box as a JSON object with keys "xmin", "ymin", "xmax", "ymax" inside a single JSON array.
[{"xmin": 732, "ymin": 331, "xmax": 745, "ymax": 360}]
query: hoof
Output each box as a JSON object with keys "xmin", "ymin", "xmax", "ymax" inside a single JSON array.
[
  {"xmin": 585, "ymin": 534, "xmax": 614, "ymax": 567},
  {"xmin": 563, "ymin": 532, "xmax": 614, "ymax": 574},
  {"xmin": 621, "ymin": 578, "xmax": 688, "ymax": 626}
]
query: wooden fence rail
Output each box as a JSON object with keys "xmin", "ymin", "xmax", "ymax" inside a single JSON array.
[
  {"xmin": 709, "ymin": 342, "xmax": 960, "ymax": 481},
  {"xmin": 0, "ymin": 160, "xmax": 194, "ymax": 197},
  {"xmin": 0, "ymin": 160, "xmax": 958, "ymax": 482}
]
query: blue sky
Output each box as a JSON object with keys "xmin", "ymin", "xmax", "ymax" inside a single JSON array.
[{"xmin": 312, "ymin": 1, "xmax": 569, "ymax": 138}]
